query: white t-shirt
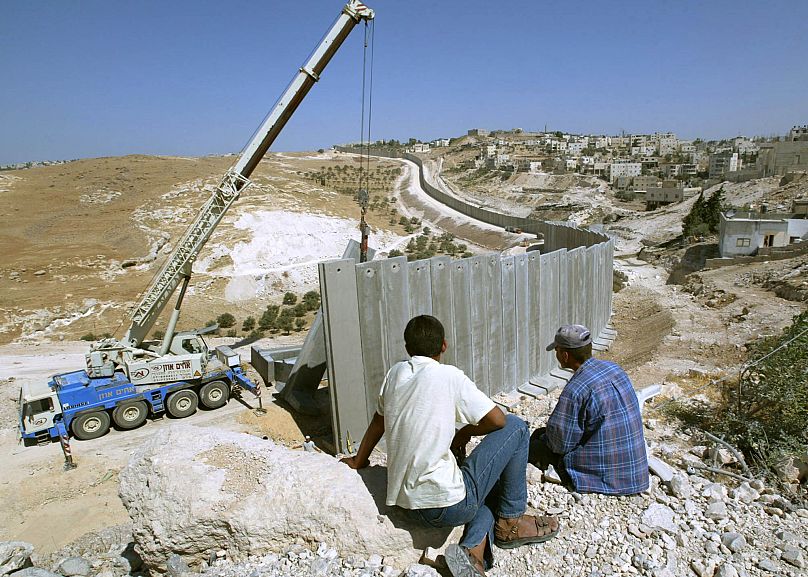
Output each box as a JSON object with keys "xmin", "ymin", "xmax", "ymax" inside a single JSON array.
[{"xmin": 377, "ymin": 356, "xmax": 496, "ymax": 509}]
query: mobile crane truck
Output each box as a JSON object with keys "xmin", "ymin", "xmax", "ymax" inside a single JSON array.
[{"xmin": 18, "ymin": 0, "xmax": 375, "ymax": 444}]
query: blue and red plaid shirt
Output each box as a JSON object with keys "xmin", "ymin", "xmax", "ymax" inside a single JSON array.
[{"xmin": 544, "ymin": 357, "xmax": 649, "ymax": 495}]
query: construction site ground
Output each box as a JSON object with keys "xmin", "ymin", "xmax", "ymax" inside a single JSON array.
[{"xmin": 0, "ymin": 152, "xmax": 806, "ymax": 554}]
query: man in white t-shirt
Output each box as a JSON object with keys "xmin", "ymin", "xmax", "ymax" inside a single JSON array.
[{"xmin": 343, "ymin": 315, "xmax": 559, "ymax": 577}]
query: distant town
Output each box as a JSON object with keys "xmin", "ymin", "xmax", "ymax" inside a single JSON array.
[{"xmin": 388, "ymin": 124, "xmax": 808, "ymax": 195}]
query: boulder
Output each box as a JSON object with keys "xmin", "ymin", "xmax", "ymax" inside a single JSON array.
[
  {"xmin": 56, "ymin": 557, "xmax": 91, "ymax": 576},
  {"xmin": 119, "ymin": 425, "xmax": 417, "ymax": 572},
  {"xmin": 641, "ymin": 504, "xmax": 677, "ymax": 534},
  {"xmin": 0, "ymin": 541, "xmax": 34, "ymax": 576}
]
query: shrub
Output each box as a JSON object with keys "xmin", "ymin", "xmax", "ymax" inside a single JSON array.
[
  {"xmin": 226, "ymin": 329, "xmax": 237, "ymax": 337},
  {"xmin": 388, "ymin": 249, "xmax": 403, "ymax": 258},
  {"xmin": 80, "ymin": 333, "xmax": 96, "ymax": 341},
  {"xmin": 294, "ymin": 318, "xmax": 307, "ymax": 332},
  {"xmin": 664, "ymin": 311, "xmax": 808, "ymax": 480},
  {"xmin": 277, "ymin": 314, "xmax": 294, "ymax": 335},
  {"xmin": 258, "ymin": 305, "xmax": 279, "ymax": 330},
  {"xmin": 303, "ymin": 290, "xmax": 321, "ymax": 311},
  {"xmin": 216, "ymin": 312, "xmax": 236, "ymax": 329},
  {"xmin": 283, "ymin": 292, "xmax": 298, "ymax": 305},
  {"xmin": 241, "ymin": 316, "xmax": 256, "ymax": 332},
  {"xmin": 293, "ymin": 303, "xmax": 307, "ymax": 317}
]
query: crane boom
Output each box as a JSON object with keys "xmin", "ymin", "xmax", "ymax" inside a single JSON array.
[{"xmin": 123, "ymin": 1, "xmax": 374, "ymax": 347}]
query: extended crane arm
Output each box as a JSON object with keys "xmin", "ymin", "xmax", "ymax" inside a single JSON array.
[{"xmin": 122, "ymin": 0, "xmax": 374, "ymax": 347}]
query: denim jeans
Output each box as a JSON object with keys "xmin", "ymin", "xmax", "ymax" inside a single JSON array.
[{"xmin": 409, "ymin": 414, "xmax": 529, "ymax": 568}]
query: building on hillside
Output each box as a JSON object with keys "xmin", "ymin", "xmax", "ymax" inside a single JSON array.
[
  {"xmin": 567, "ymin": 141, "xmax": 585, "ymax": 155},
  {"xmin": 594, "ymin": 136, "xmax": 611, "ymax": 149},
  {"xmin": 632, "ymin": 175, "xmax": 660, "ymax": 191},
  {"xmin": 757, "ymin": 141, "xmax": 808, "ymax": 176},
  {"xmin": 410, "ymin": 143, "xmax": 430, "ymax": 153},
  {"xmin": 432, "ymin": 138, "xmax": 451, "ymax": 147},
  {"xmin": 709, "ymin": 152, "xmax": 741, "ymax": 178},
  {"xmin": 614, "ymin": 176, "xmax": 633, "ymax": 191},
  {"xmin": 468, "ymin": 128, "xmax": 489, "ymax": 137},
  {"xmin": 793, "ymin": 198, "xmax": 808, "ymax": 218},
  {"xmin": 593, "ymin": 162, "xmax": 609, "ymax": 178},
  {"xmin": 645, "ymin": 182, "xmax": 684, "ymax": 210},
  {"xmin": 718, "ymin": 210, "xmax": 808, "ymax": 257},
  {"xmin": 608, "ymin": 161, "xmax": 641, "ymax": 183},
  {"xmin": 789, "ymin": 125, "xmax": 808, "ymax": 141}
]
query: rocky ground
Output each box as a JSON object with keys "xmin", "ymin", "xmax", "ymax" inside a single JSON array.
[{"xmin": 1, "ymin": 155, "xmax": 807, "ymax": 577}]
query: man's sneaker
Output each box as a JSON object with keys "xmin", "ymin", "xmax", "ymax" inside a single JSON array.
[
  {"xmin": 444, "ymin": 544, "xmax": 486, "ymax": 577},
  {"xmin": 494, "ymin": 514, "xmax": 559, "ymax": 549}
]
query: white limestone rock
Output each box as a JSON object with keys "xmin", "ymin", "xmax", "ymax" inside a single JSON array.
[
  {"xmin": 715, "ymin": 562, "xmax": 739, "ymax": 577},
  {"xmin": 721, "ymin": 532, "xmax": 746, "ymax": 553},
  {"xmin": 666, "ymin": 473, "xmax": 692, "ymax": 499},
  {"xmin": 56, "ymin": 557, "xmax": 91, "ymax": 577},
  {"xmin": 118, "ymin": 425, "xmax": 416, "ymax": 573},
  {"xmin": 705, "ymin": 502, "xmax": 728, "ymax": 520},
  {"xmin": 641, "ymin": 504, "xmax": 677, "ymax": 534},
  {"xmin": 730, "ymin": 482, "xmax": 759, "ymax": 504},
  {"xmin": 0, "ymin": 541, "xmax": 34, "ymax": 576},
  {"xmin": 703, "ymin": 483, "xmax": 728, "ymax": 503}
]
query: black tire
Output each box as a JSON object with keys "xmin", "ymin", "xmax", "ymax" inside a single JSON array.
[
  {"xmin": 72, "ymin": 411, "xmax": 111, "ymax": 440},
  {"xmin": 112, "ymin": 400, "xmax": 148, "ymax": 429},
  {"xmin": 200, "ymin": 380, "xmax": 230, "ymax": 409},
  {"xmin": 166, "ymin": 389, "xmax": 198, "ymax": 418}
]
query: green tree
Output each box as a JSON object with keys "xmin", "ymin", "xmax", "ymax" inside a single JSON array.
[
  {"xmin": 703, "ymin": 187, "xmax": 725, "ymax": 233},
  {"xmin": 241, "ymin": 316, "xmax": 256, "ymax": 332},
  {"xmin": 294, "ymin": 318, "xmax": 307, "ymax": 332},
  {"xmin": 388, "ymin": 249, "xmax": 404, "ymax": 258},
  {"xmin": 216, "ymin": 312, "xmax": 236, "ymax": 329},
  {"xmin": 283, "ymin": 292, "xmax": 298, "ymax": 305},
  {"xmin": 293, "ymin": 303, "xmax": 307, "ymax": 317},
  {"xmin": 277, "ymin": 313, "xmax": 294, "ymax": 335},
  {"xmin": 258, "ymin": 305, "xmax": 279, "ymax": 331},
  {"xmin": 303, "ymin": 290, "xmax": 321, "ymax": 311}
]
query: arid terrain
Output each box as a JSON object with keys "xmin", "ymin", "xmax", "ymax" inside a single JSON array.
[{"xmin": 0, "ymin": 151, "xmax": 806, "ymax": 574}]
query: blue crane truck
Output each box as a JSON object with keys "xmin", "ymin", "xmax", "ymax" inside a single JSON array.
[{"xmin": 19, "ymin": 339, "xmax": 257, "ymax": 443}]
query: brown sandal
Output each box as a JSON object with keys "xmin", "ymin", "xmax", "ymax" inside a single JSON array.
[
  {"xmin": 494, "ymin": 514, "xmax": 559, "ymax": 549},
  {"xmin": 445, "ymin": 544, "xmax": 486, "ymax": 577}
]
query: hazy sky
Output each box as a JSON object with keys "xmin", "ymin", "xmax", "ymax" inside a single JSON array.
[{"xmin": 2, "ymin": 0, "xmax": 807, "ymax": 164}]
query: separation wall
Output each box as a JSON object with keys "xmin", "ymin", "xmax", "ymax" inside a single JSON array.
[{"xmin": 325, "ymin": 148, "xmax": 614, "ymax": 453}]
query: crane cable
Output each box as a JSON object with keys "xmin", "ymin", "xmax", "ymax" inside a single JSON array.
[{"xmin": 357, "ymin": 18, "xmax": 374, "ymax": 263}]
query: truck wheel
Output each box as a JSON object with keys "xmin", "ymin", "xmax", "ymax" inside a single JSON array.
[
  {"xmin": 167, "ymin": 389, "xmax": 198, "ymax": 418},
  {"xmin": 200, "ymin": 380, "xmax": 230, "ymax": 409},
  {"xmin": 72, "ymin": 411, "xmax": 111, "ymax": 440},
  {"xmin": 112, "ymin": 400, "xmax": 148, "ymax": 429}
]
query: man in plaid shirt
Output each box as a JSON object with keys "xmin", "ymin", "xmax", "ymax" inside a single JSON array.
[{"xmin": 530, "ymin": 325, "xmax": 649, "ymax": 495}]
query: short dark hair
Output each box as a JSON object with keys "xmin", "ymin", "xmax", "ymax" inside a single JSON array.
[
  {"xmin": 560, "ymin": 343, "xmax": 592, "ymax": 364},
  {"xmin": 404, "ymin": 315, "xmax": 445, "ymax": 357}
]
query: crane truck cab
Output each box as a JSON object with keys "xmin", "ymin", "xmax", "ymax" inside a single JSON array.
[{"xmin": 19, "ymin": 381, "xmax": 60, "ymax": 441}]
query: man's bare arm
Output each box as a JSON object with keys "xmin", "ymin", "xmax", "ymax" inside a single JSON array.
[
  {"xmin": 341, "ymin": 412, "xmax": 385, "ymax": 469},
  {"xmin": 451, "ymin": 406, "xmax": 506, "ymax": 456}
]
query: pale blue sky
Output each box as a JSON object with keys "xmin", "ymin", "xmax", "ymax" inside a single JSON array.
[{"xmin": 1, "ymin": 0, "xmax": 807, "ymax": 164}]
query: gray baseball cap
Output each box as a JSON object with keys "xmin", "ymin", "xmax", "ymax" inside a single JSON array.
[{"xmin": 546, "ymin": 324, "xmax": 592, "ymax": 351}]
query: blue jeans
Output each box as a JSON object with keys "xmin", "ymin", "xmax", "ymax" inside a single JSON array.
[{"xmin": 409, "ymin": 414, "xmax": 529, "ymax": 568}]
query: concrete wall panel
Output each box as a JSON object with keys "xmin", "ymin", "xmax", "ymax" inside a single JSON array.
[
  {"xmin": 485, "ymin": 254, "xmax": 505, "ymax": 395},
  {"xmin": 468, "ymin": 256, "xmax": 489, "ymax": 395},
  {"xmin": 319, "ymin": 259, "xmax": 366, "ymax": 454},
  {"xmin": 514, "ymin": 254, "xmax": 530, "ymax": 386},
  {"xmin": 430, "ymin": 256, "xmax": 455, "ymax": 367},
  {"xmin": 500, "ymin": 255, "xmax": 518, "ymax": 388},
  {"xmin": 450, "ymin": 258, "xmax": 474, "ymax": 379}
]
